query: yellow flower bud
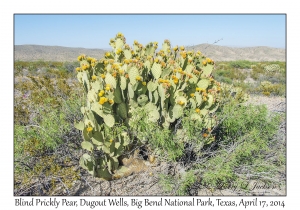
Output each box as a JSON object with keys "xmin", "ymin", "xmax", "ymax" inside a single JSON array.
[
  {"xmin": 87, "ymin": 126, "xmax": 93, "ymax": 133},
  {"xmin": 99, "ymin": 97, "xmax": 107, "ymax": 105},
  {"xmin": 99, "ymin": 90, "xmax": 105, "ymax": 97}
]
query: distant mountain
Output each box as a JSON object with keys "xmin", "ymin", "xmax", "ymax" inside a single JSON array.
[
  {"xmin": 186, "ymin": 44, "xmax": 285, "ymax": 62},
  {"xmin": 14, "ymin": 44, "xmax": 285, "ymax": 62},
  {"xmin": 14, "ymin": 45, "xmax": 106, "ymax": 62}
]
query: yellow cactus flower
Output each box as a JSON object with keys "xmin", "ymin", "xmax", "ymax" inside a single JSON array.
[
  {"xmin": 142, "ymin": 82, "xmax": 147, "ymax": 86},
  {"xmin": 196, "ymin": 87, "xmax": 201, "ymax": 92},
  {"xmin": 117, "ymin": 32, "xmax": 123, "ymax": 37},
  {"xmin": 119, "ymin": 69, "xmax": 124, "ymax": 74},
  {"xmin": 109, "ymin": 99, "xmax": 114, "ymax": 104},
  {"xmin": 180, "ymin": 46, "xmax": 185, "ymax": 51},
  {"xmin": 101, "ymin": 74, "xmax": 106, "ymax": 79},
  {"xmin": 158, "ymin": 78, "xmax": 164, "ymax": 83},
  {"xmin": 134, "ymin": 40, "xmax": 139, "ymax": 45},
  {"xmin": 77, "ymin": 54, "xmax": 85, "ymax": 61},
  {"xmin": 202, "ymin": 60, "xmax": 207, "ymax": 66},
  {"xmin": 75, "ymin": 67, "xmax": 81, "ymax": 72},
  {"xmin": 109, "ymin": 139, "xmax": 113, "ymax": 143},
  {"xmin": 190, "ymin": 93, "xmax": 195, "ymax": 97},
  {"xmin": 203, "ymin": 96, "xmax": 207, "ymax": 101},
  {"xmin": 136, "ymin": 76, "xmax": 142, "ymax": 81},
  {"xmin": 173, "ymin": 46, "xmax": 178, "ymax": 51},
  {"xmin": 202, "ymin": 133, "xmax": 208, "ymax": 138},
  {"xmin": 105, "ymin": 84, "xmax": 111, "ymax": 91},
  {"xmin": 99, "ymin": 90, "xmax": 105, "ymax": 97},
  {"xmin": 99, "ymin": 97, "xmax": 107, "ymax": 105},
  {"xmin": 154, "ymin": 58, "xmax": 159, "ymax": 63},
  {"xmin": 116, "ymin": 48, "xmax": 122, "ymax": 55},
  {"xmin": 195, "ymin": 108, "xmax": 200, "ymax": 113},
  {"xmin": 174, "ymin": 80, "xmax": 178, "ymax": 84},
  {"xmin": 92, "ymin": 75, "xmax": 97, "ymax": 81},
  {"xmin": 180, "ymin": 51, "xmax": 187, "ymax": 59},
  {"xmin": 104, "ymin": 60, "xmax": 108, "ymax": 65},
  {"xmin": 124, "ymin": 59, "xmax": 130, "ymax": 64},
  {"xmin": 177, "ymin": 100, "xmax": 185, "ymax": 106},
  {"xmin": 87, "ymin": 126, "xmax": 93, "ymax": 133}
]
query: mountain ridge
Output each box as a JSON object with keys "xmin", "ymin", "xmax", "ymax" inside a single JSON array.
[{"xmin": 14, "ymin": 44, "xmax": 285, "ymax": 62}]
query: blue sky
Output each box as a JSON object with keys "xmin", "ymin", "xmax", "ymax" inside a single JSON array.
[{"xmin": 14, "ymin": 14, "xmax": 286, "ymax": 49}]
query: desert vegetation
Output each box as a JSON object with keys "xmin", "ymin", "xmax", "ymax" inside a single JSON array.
[{"xmin": 14, "ymin": 34, "xmax": 286, "ymax": 196}]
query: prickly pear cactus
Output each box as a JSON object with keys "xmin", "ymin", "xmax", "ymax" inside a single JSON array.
[{"xmin": 74, "ymin": 33, "xmax": 231, "ymax": 179}]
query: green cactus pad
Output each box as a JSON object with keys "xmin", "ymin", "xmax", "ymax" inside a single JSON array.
[
  {"xmin": 197, "ymin": 79, "xmax": 210, "ymax": 89},
  {"xmin": 103, "ymin": 114, "xmax": 115, "ymax": 127},
  {"xmin": 170, "ymin": 104, "xmax": 184, "ymax": 119},
  {"xmin": 137, "ymin": 94, "xmax": 149, "ymax": 106},
  {"xmin": 102, "ymin": 103, "xmax": 112, "ymax": 114},
  {"xmin": 114, "ymin": 85, "xmax": 123, "ymax": 104},
  {"xmin": 91, "ymin": 80, "xmax": 102, "ymax": 93},
  {"xmin": 151, "ymin": 63, "xmax": 162, "ymax": 79},
  {"xmin": 105, "ymin": 73, "xmax": 117, "ymax": 89},
  {"xmin": 128, "ymin": 83, "xmax": 135, "ymax": 99},
  {"xmin": 91, "ymin": 103, "xmax": 103, "ymax": 118},
  {"xmin": 79, "ymin": 154, "xmax": 94, "ymax": 174},
  {"xmin": 201, "ymin": 63, "xmax": 213, "ymax": 78},
  {"xmin": 120, "ymin": 76, "xmax": 127, "ymax": 90},
  {"xmin": 115, "ymin": 38, "xmax": 124, "ymax": 50},
  {"xmin": 205, "ymin": 94, "xmax": 214, "ymax": 109},
  {"xmin": 200, "ymin": 108, "xmax": 209, "ymax": 117},
  {"xmin": 161, "ymin": 68, "xmax": 171, "ymax": 78},
  {"xmin": 153, "ymin": 90, "xmax": 159, "ymax": 104},
  {"xmin": 136, "ymin": 82, "xmax": 147, "ymax": 96},
  {"xmin": 128, "ymin": 66, "xmax": 139, "ymax": 85},
  {"xmin": 185, "ymin": 64, "xmax": 194, "ymax": 74},
  {"xmin": 117, "ymin": 103, "xmax": 128, "ymax": 119},
  {"xmin": 144, "ymin": 60, "xmax": 151, "ymax": 70},
  {"xmin": 74, "ymin": 121, "xmax": 84, "ymax": 130},
  {"xmin": 107, "ymin": 156, "xmax": 119, "ymax": 173},
  {"xmin": 87, "ymin": 89, "xmax": 98, "ymax": 103},
  {"xmin": 82, "ymin": 71, "xmax": 90, "ymax": 92},
  {"xmin": 147, "ymin": 81, "xmax": 158, "ymax": 92},
  {"xmin": 188, "ymin": 73, "xmax": 198, "ymax": 84},
  {"xmin": 176, "ymin": 96, "xmax": 188, "ymax": 107},
  {"xmin": 189, "ymin": 98, "xmax": 197, "ymax": 109},
  {"xmin": 123, "ymin": 49, "xmax": 132, "ymax": 59},
  {"xmin": 194, "ymin": 92, "xmax": 202, "ymax": 105},
  {"xmin": 91, "ymin": 130, "xmax": 104, "ymax": 145},
  {"xmin": 81, "ymin": 141, "xmax": 94, "ymax": 152}
]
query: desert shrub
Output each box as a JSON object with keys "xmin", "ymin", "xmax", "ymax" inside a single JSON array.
[
  {"xmin": 258, "ymin": 81, "xmax": 285, "ymax": 96},
  {"xmin": 158, "ymin": 100, "xmax": 284, "ymax": 195}
]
